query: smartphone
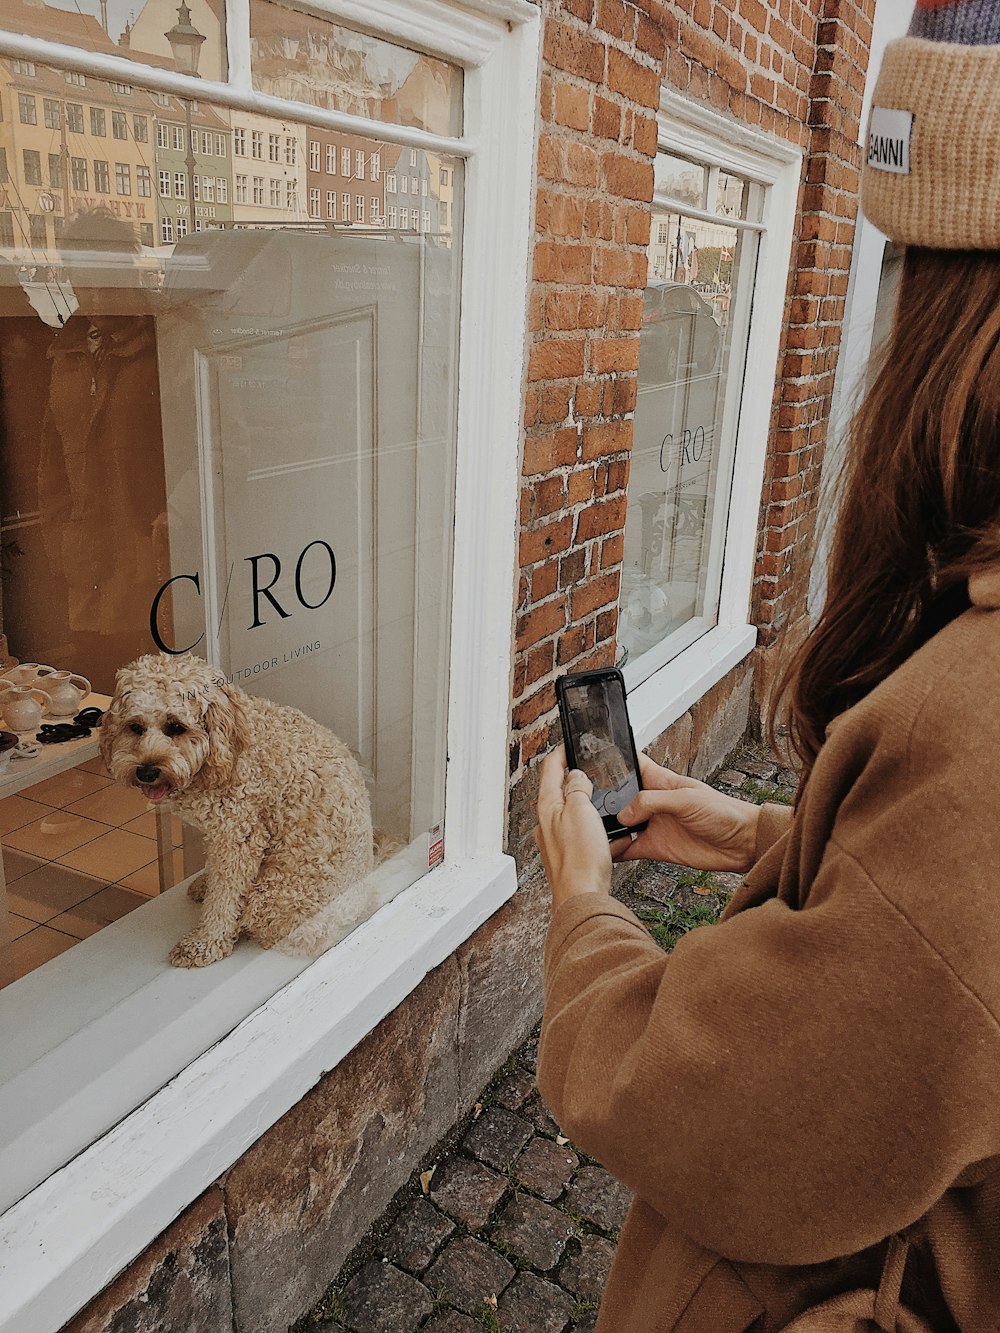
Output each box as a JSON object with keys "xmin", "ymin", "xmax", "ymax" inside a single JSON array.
[{"xmin": 556, "ymin": 668, "xmax": 647, "ymax": 839}]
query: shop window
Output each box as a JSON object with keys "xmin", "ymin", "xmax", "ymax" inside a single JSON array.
[
  {"xmin": 619, "ymin": 144, "xmax": 764, "ymax": 684},
  {"xmin": 0, "ymin": 54, "xmax": 462, "ymax": 993},
  {"xmin": 611, "ymin": 99, "xmax": 800, "ymax": 740}
]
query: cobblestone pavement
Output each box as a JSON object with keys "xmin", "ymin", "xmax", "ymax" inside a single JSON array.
[{"xmin": 293, "ymin": 745, "xmax": 797, "ymax": 1333}]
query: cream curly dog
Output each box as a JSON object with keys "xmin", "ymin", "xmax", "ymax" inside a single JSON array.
[{"xmin": 100, "ymin": 653, "xmax": 377, "ymax": 967}]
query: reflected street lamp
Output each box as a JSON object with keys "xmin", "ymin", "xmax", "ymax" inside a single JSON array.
[{"xmin": 165, "ymin": 2, "xmax": 206, "ymax": 238}]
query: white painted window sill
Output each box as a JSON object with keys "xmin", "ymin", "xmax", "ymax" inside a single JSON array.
[
  {"xmin": 0, "ymin": 850, "xmax": 517, "ymax": 1333},
  {"xmin": 626, "ymin": 622, "xmax": 758, "ymax": 752}
]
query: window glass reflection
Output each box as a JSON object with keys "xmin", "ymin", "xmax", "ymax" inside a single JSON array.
[
  {"xmin": 653, "ymin": 152, "xmax": 706, "ymax": 208},
  {"xmin": 250, "ymin": 1, "xmax": 463, "ymax": 139}
]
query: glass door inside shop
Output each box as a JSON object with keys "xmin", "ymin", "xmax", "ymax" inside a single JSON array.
[{"xmin": 0, "ymin": 48, "xmax": 462, "ymax": 984}]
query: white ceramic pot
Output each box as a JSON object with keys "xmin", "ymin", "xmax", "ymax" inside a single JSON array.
[
  {"xmin": 0, "ymin": 685, "xmax": 48, "ymax": 734},
  {"xmin": 43, "ymin": 671, "xmax": 92, "ymax": 718},
  {"xmin": 2, "ymin": 663, "xmax": 56, "ymax": 689}
]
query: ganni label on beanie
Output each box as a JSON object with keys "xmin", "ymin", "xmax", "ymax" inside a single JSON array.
[{"xmin": 867, "ymin": 107, "xmax": 914, "ymax": 174}]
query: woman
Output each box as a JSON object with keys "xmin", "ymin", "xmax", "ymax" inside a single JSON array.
[{"xmin": 534, "ymin": 4, "xmax": 1000, "ymax": 1330}]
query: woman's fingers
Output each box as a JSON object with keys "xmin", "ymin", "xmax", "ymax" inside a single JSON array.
[
  {"xmin": 537, "ymin": 746, "xmax": 568, "ymax": 820},
  {"xmin": 563, "ymin": 769, "xmax": 594, "ymax": 801},
  {"xmin": 618, "ymin": 785, "xmax": 693, "ymax": 828},
  {"xmin": 636, "ymin": 752, "xmax": 700, "ymax": 792}
]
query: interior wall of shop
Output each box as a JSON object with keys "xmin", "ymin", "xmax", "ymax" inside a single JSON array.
[{"xmin": 58, "ymin": 0, "xmax": 874, "ymax": 1328}]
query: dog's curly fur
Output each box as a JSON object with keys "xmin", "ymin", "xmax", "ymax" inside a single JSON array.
[{"xmin": 99, "ymin": 653, "xmax": 376, "ymax": 967}]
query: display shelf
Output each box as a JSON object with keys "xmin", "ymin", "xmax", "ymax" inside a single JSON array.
[{"xmin": 0, "ymin": 694, "xmax": 111, "ymax": 801}]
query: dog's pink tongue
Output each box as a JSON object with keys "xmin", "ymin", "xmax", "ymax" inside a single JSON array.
[{"xmin": 145, "ymin": 783, "xmax": 172, "ymax": 803}]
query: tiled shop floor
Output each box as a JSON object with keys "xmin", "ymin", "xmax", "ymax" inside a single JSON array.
[{"xmin": 1, "ymin": 760, "xmax": 167, "ymax": 984}]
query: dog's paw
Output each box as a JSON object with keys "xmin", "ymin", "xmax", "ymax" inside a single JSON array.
[
  {"xmin": 186, "ymin": 873, "xmax": 207, "ymax": 904},
  {"xmin": 168, "ymin": 932, "xmax": 234, "ymax": 968}
]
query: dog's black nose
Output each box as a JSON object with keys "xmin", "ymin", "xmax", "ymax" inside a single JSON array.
[{"xmin": 136, "ymin": 764, "xmax": 161, "ymax": 784}]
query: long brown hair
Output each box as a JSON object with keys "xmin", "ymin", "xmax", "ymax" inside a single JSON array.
[{"xmin": 770, "ymin": 247, "xmax": 1000, "ymax": 787}]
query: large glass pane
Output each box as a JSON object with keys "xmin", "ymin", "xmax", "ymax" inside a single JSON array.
[
  {"xmin": 250, "ymin": 1, "xmax": 463, "ymax": 138},
  {"xmin": 8, "ymin": 0, "xmax": 228, "ymax": 80},
  {"xmin": 620, "ymin": 175, "xmax": 759, "ymax": 679},
  {"xmin": 0, "ymin": 64, "xmax": 462, "ymax": 983}
]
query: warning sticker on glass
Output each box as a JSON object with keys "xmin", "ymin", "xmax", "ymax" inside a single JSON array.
[{"xmin": 428, "ymin": 823, "xmax": 444, "ymax": 869}]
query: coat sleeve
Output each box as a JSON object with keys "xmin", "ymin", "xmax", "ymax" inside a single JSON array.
[
  {"xmin": 753, "ymin": 800, "xmax": 793, "ymax": 860},
  {"xmin": 537, "ymin": 848, "xmax": 999, "ymax": 1268}
]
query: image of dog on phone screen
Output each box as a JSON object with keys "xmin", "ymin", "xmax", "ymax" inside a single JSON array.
[{"xmin": 565, "ymin": 682, "xmax": 640, "ymax": 818}]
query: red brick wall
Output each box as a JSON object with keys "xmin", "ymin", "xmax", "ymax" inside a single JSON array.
[{"xmin": 506, "ymin": 0, "xmax": 874, "ymax": 867}]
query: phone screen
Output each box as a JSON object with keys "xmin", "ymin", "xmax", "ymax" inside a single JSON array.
[{"xmin": 562, "ymin": 676, "xmax": 640, "ymax": 823}]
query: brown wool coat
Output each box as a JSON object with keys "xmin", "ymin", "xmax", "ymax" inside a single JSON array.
[{"xmin": 538, "ymin": 568, "xmax": 1000, "ymax": 1333}]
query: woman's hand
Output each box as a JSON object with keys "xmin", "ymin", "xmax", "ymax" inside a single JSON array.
[
  {"xmin": 536, "ymin": 747, "xmax": 612, "ymax": 908},
  {"xmin": 611, "ymin": 754, "xmax": 760, "ymax": 873}
]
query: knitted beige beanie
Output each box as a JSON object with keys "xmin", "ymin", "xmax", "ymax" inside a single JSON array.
[{"xmin": 861, "ymin": 0, "xmax": 1000, "ymax": 248}]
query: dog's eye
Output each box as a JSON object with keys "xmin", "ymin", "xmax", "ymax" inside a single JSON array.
[
  {"xmin": 128, "ymin": 722, "xmax": 145, "ymax": 736},
  {"xmin": 164, "ymin": 721, "xmax": 187, "ymax": 738}
]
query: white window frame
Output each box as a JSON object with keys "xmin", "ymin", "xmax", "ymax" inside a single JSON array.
[
  {"xmin": 0, "ymin": 2, "xmax": 538, "ymax": 1330},
  {"xmin": 624, "ymin": 87, "xmax": 801, "ymax": 751}
]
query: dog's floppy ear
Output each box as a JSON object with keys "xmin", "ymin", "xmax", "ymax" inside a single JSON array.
[
  {"xmin": 196, "ymin": 677, "xmax": 250, "ymax": 788},
  {"xmin": 98, "ymin": 669, "xmax": 134, "ymax": 771}
]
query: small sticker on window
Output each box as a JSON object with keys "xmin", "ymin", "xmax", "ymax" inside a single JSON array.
[
  {"xmin": 428, "ymin": 823, "xmax": 444, "ymax": 869},
  {"xmin": 867, "ymin": 107, "xmax": 913, "ymax": 175}
]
